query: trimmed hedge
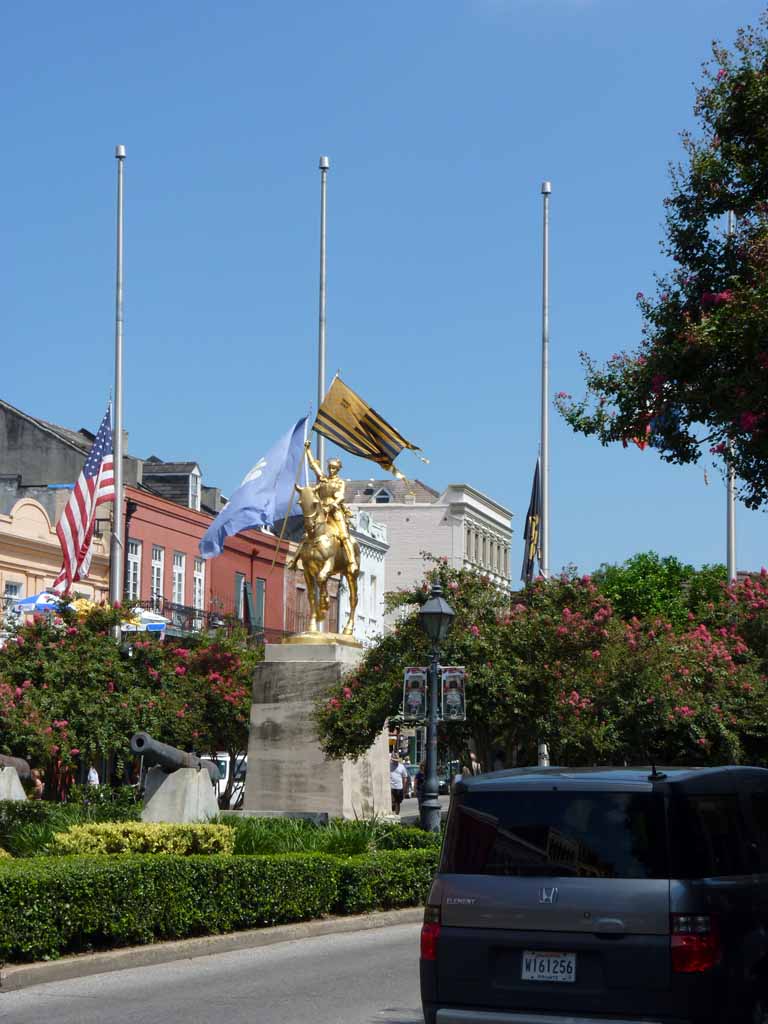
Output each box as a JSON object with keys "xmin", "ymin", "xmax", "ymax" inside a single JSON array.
[
  {"xmin": 336, "ymin": 849, "xmax": 439, "ymax": 913},
  {"xmin": 0, "ymin": 853, "xmax": 341, "ymax": 962},
  {"xmin": 0, "ymin": 846, "xmax": 439, "ymax": 962},
  {"xmin": 52, "ymin": 822, "xmax": 234, "ymax": 856}
]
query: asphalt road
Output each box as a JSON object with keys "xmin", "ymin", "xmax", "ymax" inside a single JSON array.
[{"xmin": 1, "ymin": 923, "xmax": 424, "ymax": 1024}]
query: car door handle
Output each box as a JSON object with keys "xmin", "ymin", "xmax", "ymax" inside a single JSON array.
[{"xmin": 593, "ymin": 918, "xmax": 626, "ymax": 936}]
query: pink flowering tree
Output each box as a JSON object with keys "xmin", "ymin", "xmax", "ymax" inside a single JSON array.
[
  {"xmin": 557, "ymin": 14, "xmax": 768, "ymax": 509},
  {"xmin": 315, "ymin": 562, "xmax": 768, "ymax": 769},
  {"xmin": 0, "ymin": 606, "xmax": 260, "ymax": 800}
]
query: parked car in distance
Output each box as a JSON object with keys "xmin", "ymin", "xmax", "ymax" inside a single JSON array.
[
  {"xmin": 200, "ymin": 752, "xmax": 246, "ymax": 809},
  {"xmin": 420, "ymin": 764, "xmax": 768, "ymax": 1024}
]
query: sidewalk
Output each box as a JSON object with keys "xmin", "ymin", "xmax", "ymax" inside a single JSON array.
[{"xmin": 399, "ymin": 794, "xmax": 450, "ymax": 825}]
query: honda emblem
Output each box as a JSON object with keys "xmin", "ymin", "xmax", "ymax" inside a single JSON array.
[{"xmin": 539, "ymin": 886, "xmax": 559, "ymax": 904}]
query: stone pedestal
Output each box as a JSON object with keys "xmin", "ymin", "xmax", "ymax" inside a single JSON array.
[
  {"xmin": 141, "ymin": 767, "xmax": 219, "ymax": 823},
  {"xmin": 243, "ymin": 642, "xmax": 390, "ymax": 819},
  {"xmin": 0, "ymin": 766, "xmax": 26, "ymax": 801}
]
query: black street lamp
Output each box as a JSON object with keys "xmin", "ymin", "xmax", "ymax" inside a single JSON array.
[{"xmin": 418, "ymin": 580, "xmax": 455, "ymax": 832}]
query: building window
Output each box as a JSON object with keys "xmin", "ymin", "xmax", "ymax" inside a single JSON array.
[
  {"xmin": 234, "ymin": 572, "xmax": 245, "ymax": 620},
  {"xmin": 504, "ymin": 547, "xmax": 509, "ymax": 577},
  {"xmin": 474, "ymin": 532, "xmax": 480, "ymax": 563},
  {"xmin": 482, "ymin": 535, "xmax": 487, "ymax": 566},
  {"xmin": 151, "ymin": 546, "xmax": 164, "ymax": 604},
  {"xmin": 189, "ymin": 471, "xmax": 201, "ymax": 511},
  {"xmin": 172, "ymin": 553, "xmax": 185, "ymax": 605},
  {"xmin": 193, "ymin": 558, "xmax": 205, "ymax": 611},
  {"xmin": 466, "ymin": 527, "xmax": 472, "ymax": 560},
  {"xmin": 374, "ymin": 488, "xmax": 392, "ymax": 504},
  {"xmin": 254, "ymin": 578, "xmax": 265, "ymax": 630},
  {"xmin": 126, "ymin": 540, "xmax": 141, "ymax": 601},
  {"xmin": 370, "ymin": 574, "xmax": 378, "ymax": 619}
]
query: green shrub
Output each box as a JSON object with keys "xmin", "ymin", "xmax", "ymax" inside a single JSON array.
[
  {"xmin": 51, "ymin": 822, "xmax": 235, "ymax": 856},
  {"xmin": 230, "ymin": 816, "xmax": 319, "ymax": 855},
  {"xmin": 68, "ymin": 785, "xmax": 139, "ymax": 816},
  {"xmin": 228, "ymin": 815, "xmax": 442, "ymax": 856},
  {"xmin": 0, "ymin": 853, "xmax": 341, "ymax": 962},
  {"xmin": 0, "ymin": 799, "xmax": 140, "ymax": 858},
  {"xmin": 374, "ymin": 822, "xmax": 443, "ymax": 851},
  {"xmin": 336, "ymin": 849, "xmax": 439, "ymax": 914}
]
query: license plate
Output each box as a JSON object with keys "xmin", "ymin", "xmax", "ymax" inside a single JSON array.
[{"xmin": 521, "ymin": 951, "xmax": 576, "ymax": 983}]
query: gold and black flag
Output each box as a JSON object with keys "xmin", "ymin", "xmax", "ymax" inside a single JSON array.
[
  {"xmin": 521, "ymin": 458, "xmax": 542, "ymax": 584},
  {"xmin": 313, "ymin": 377, "xmax": 421, "ymax": 476}
]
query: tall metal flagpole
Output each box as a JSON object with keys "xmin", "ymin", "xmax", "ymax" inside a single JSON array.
[
  {"xmin": 317, "ymin": 156, "xmax": 329, "ymax": 467},
  {"xmin": 536, "ymin": 181, "xmax": 552, "ymax": 769},
  {"xmin": 540, "ymin": 181, "xmax": 551, "ymax": 579},
  {"xmin": 109, "ymin": 145, "xmax": 126, "ymax": 605},
  {"xmin": 726, "ymin": 210, "xmax": 737, "ymax": 583}
]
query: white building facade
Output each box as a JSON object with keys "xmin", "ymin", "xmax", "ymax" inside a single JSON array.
[
  {"xmin": 347, "ymin": 479, "xmax": 512, "ymax": 626},
  {"xmin": 337, "ymin": 508, "xmax": 389, "ymax": 645}
]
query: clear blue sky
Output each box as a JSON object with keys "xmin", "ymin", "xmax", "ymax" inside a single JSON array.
[{"xmin": 4, "ymin": 0, "xmax": 765, "ymax": 579}]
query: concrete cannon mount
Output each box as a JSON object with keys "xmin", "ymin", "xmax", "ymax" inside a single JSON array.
[
  {"xmin": 243, "ymin": 642, "xmax": 390, "ymax": 819},
  {"xmin": 141, "ymin": 767, "xmax": 219, "ymax": 823},
  {"xmin": 0, "ymin": 765, "xmax": 26, "ymax": 801}
]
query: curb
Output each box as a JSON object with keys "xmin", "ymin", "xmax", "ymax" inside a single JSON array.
[{"xmin": 0, "ymin": 906, "xmax": 424, "ymax": 994}]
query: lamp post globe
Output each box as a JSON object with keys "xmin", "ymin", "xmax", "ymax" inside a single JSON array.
[{"xmin": 418, "ymin": 580, "xmax": 455, "ymax": 832}]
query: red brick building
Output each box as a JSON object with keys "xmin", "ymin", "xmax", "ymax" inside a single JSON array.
[{"xmin": 124, "ymin": 485, "xmax": 292, "ymax": 639}]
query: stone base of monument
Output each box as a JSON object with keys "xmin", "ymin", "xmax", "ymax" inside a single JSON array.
[
  {"xmin": 0, "ymin": 766, "xmax": 26, "ymax": 801},
  {"xmin": 141, "ymin": 767, "xmax": 219, "ymax": 823},
  {"xmin": 243, "ymin": 641, "xmax": 390, "ymax": 819}
]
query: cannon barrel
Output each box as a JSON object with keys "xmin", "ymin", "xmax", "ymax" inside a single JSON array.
[
  {"xmin": 0, "ymin": 754, "xmax": 31, "ymax": 780},
  {"xmin": 130, "ymin": 732, "xmax": 219, "ymax": 785}
]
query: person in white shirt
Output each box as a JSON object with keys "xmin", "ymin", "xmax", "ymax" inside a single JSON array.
[
  {"xmin": 87, "ymin": 765, "xmax": 99, "ymax": 786},
  {"xmin": 389, "ymin": 755, "xmax": 408, "ymax": 814}
]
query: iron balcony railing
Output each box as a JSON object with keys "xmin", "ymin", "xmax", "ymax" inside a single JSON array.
[{"xmin": 136, "ymin": 597, "xmax": 290, "ymax": 644}]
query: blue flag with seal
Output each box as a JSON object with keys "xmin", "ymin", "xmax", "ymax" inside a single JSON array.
[{"xmin": 199, "ymin": 417, "xmax": 307, "ymax": 559}]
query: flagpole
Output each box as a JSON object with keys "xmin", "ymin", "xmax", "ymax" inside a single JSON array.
[
  {"xmin": 317, "ymin": 155, "xmax": 329, "ymax": 468},
  {"xmin": 726, "ymin": 209, "xmax": 737, "ymax": 583},
  {"xmin": 540, "ymin": 180, "xmax": 551, "ymax": 579},
  {"xmin": 109, "ymin": 145, "xmax": 126, "ymax": 606}
]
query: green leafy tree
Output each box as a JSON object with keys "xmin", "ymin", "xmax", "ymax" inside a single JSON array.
[
  {"xmin": 592, "ymin": 552, "xmax": 726, "ymax": 625},
  {"xmin": 557, "ymin": 14, "xmax": 768, "ymax": 508}
]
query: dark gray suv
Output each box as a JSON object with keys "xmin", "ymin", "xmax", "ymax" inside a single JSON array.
[{"xmin": 420, "ymin": 765, "xmax": 768, "ymax": 1024}]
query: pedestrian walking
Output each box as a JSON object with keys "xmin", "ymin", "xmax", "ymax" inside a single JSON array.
[
  {"xmin": 87, "ymin": 764, "xmax": 100, "ymax": 786},
  {"xmin": 469, "ymin": 752, "xmax": 482, "ymax": 775},
  {"xmin": 389, "ymin": 754, "xmax": 407, "ymax": 814}
]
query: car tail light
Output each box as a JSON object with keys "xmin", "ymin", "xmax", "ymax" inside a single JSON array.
[
  {"xmin": 671, "ymin": 914, "xmax": 720, "ymax": 973},
  {"xmin": 421, "ymin": 905, "xmax": 441, "ymax": 961}
]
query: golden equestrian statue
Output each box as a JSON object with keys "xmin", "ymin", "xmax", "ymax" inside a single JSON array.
[{"xmin": 288, "ymin": 440, "xmax": 360, "ymax": 639}]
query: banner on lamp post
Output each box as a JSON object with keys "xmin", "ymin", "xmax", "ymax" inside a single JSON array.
[
  {"xmin": 403, "ymin": 667, "xmax": 428, "ymax": 721},
  {"xmin": 441, "ymin": 666, "xmax": 466, "ymax": 721}
]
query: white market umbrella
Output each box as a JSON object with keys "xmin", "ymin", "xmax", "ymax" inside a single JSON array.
[{"xmin": 14, "ymin": 591, "xmax": 61, "ymax": 613}]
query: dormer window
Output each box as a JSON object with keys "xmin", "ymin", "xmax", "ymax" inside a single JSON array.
[
  {"xmin": 374, "ymin": 488, "xmax": 392, "ymax": 504},
  {"xmin": 189, "ymin": 471, "xmax": 201, "ymax": 511}
]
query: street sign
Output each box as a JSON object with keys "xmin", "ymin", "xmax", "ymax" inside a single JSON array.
[
  {"xmin": 441, "ymin": 665, "xmax": 466, "ymax": 721},
  {"xmin": 402, "ymin": 666, "xmax": 427, "ymax": 721}
]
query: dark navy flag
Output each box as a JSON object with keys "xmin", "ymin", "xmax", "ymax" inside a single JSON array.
[
  {"xmin": 199, "ymin": 417, "xmax": 307, "ymax": 559},
  {"xmin": 520, "ymin": 458, "xmax": 542, "ymax": 585}
]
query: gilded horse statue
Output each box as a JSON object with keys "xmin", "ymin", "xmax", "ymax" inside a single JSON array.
[{"xmin": 290, "ymin": 443, "xmax": 360, "ymax": 637}]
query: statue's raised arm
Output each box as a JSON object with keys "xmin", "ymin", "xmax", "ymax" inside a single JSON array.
[{"xmin": 304, "ymin": 439, "xmax": 323, "ymax": 479}]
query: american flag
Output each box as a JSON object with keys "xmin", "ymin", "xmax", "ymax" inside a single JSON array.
[{"xmin": 52, "ymin": 406, "xmax": 115, "ymax": 594}]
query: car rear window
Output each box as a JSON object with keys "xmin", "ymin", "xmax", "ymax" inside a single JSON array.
[
  {"xmin": 668, "ymin": 794, "xmax": 751, "ymax": 878},
  {"xmin": 440, "ymin": 790, "xmax": 668, "ymax": 878}
]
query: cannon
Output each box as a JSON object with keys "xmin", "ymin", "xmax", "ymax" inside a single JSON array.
[
  {"xmin": 0, "ymin": 753, "xmax": 31, "ymax": 780},
  {"xmin": 130, "ymin": 732, "xmax": 219, "ymax": 786}
]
